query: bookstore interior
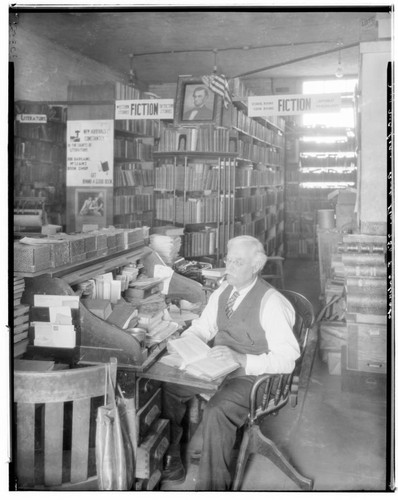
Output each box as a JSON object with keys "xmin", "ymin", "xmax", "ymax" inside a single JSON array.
[{"xmin": 10, "ymin": 8, "xmax": 393, "ymax": 492}]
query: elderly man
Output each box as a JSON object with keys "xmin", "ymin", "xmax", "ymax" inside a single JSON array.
[{"xmin": 161, "ymin": 235, "xmax": 300, "ymax": 490}]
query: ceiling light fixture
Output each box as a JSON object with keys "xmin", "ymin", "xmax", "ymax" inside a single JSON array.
[{"xmin": 335, "ymin": 42, "xmax": 344, "ymax": 78}]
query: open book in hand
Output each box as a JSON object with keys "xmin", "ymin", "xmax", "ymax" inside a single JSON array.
[{"xmin": 159, "ymin": 335, "xmax": 239, "ymax": 381}]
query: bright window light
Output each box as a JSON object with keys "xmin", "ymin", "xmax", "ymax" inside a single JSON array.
[
  {"xmin": 303, "ymin": 79, "xmax": 357, "ymax": 94},
  {"xmin": 302, "ymin": 79, "xmax": 357, "ymax": 128}
]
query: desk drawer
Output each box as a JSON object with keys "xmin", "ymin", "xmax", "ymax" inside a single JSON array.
[
  {"xmin": 135, "ymin": 418, "xmax": 169, "ymax": 479},
  {"xmin": 136, "ymin": 377, "xmax": 161, "ymax": 409},
  {"xmin": 136, "ymin": 388, "xmax": 162, "ymax": 444}
]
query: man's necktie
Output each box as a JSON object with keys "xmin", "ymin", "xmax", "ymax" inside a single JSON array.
[{"xmin": 225, "ymin": 291, "xmax": 239, "ymax": 319}]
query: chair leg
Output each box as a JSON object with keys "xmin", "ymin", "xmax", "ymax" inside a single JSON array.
[
  {"xmin": 231, "ymin": 426, "xmax": 252, "ymax": 491},
  {"xmin": 252, "ymin": 426, "xmax": 313, "ymax": 490}
]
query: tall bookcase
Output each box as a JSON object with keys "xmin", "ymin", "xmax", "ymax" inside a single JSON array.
[
  {"xmin": 285, "ymin": 126, "xmax": 357, "ymax": 258},
  {"xmin": 153, "ymin": 78, "xmax": 286, "ymax": 263},
  {"xmin": 14, "ymin": 101, "xmax": 67, "ymax": 227},
  {"xmin": 153, "ymin": 149, "xmax": 236, "ymax": 263},
  {"xmin": 66, "ymin": 82, "xmax": 158, "ymax": 232}
]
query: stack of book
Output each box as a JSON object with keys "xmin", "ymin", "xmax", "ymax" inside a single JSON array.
[
  {"xmin": 13, "ymin": 304, "xmax": 30, "ymax": 357},
  {"xmin": 14, "ymin": 276, "xmax": 25, "ymax": 306},
  {"xmin": 30, "ymin": 294, "xmax": 79, "ymax": 348},
  {"xmin": 107, "ymin": 301, "xmax": 139, "ymax": 330}
]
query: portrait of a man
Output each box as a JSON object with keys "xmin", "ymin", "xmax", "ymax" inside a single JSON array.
[{"xmin": 182, "ymin": 85, "xmax": 215, "ymax": 121}]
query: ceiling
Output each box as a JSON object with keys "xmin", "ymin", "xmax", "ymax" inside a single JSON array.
[{"xmin": 15, "ymin": 8, "xmax": 390, "ymax": 88}]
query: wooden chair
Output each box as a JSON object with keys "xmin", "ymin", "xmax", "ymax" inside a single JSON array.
[
  {"xmin": 261, "ymin": 256, "xmax": 285, "ymax": 289},
  {"xmin": 13, "ymin": 358, "xmax": 117, "ymax": 490},
  {"xmin": 232, "ymin": 290, "xmax": 315, "ymax": 491}
]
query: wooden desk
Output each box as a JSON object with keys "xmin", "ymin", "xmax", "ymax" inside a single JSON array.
[{"xmin": 136, "ymin": 358, "xmax": 223, "ymax": 392}]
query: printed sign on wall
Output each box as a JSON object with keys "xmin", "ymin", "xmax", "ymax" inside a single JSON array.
[
  {"xmin": 67, "ymin": 120, "xmax": 114, "ymax": 187},
  {"xmin": 115, "ymin": 99, "xmax": 174, "ymax": 120},
  {"xmin": 248, "ymin": 93, "xmax": 342, "ymax": 117}
]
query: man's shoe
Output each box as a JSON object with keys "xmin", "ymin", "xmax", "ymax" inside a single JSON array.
[{"xmin": 161, "ymin": 454, "xmax": 186, "ymax": 485}]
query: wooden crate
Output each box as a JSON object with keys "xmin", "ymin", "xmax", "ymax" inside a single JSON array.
[{"xmin": 135, "ymin": 419, "xmax": 170, "ymax": 479}]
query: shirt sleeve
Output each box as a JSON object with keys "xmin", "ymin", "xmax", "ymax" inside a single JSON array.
[
  {"xmin": 244, "ymin": 292, "xmax": 301, "ymax": 375},
  {"xmin": 180, "ymin": 283, "xmax": 226, "ymax": 343}
]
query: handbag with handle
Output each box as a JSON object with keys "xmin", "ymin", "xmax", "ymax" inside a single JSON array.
[{"xmin": 95, "ymin": 364, "xmax": 136, "ymax": 490}]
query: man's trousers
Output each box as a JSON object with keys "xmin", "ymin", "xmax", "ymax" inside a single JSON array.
[{"xmin": 161, "ymin": 375, "xmax": 257, "ymax": 490}]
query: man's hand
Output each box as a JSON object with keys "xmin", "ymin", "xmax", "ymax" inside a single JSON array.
[{"xmin": 209, "ymin": 345, "xmax": 246, "ymax": 368}]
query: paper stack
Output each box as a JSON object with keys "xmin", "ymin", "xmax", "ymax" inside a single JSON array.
[
  {"xmin": 31, "ymin": 294, "xmax": 79, "ymax": 348},
  {"xmin": 149, "ymin": 233, "xmax": 181, "ymax": 265}
]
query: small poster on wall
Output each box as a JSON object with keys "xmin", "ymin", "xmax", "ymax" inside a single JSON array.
[{"xmin": 66, "ymin": 119, "xmax": 114, "ymax": 187}]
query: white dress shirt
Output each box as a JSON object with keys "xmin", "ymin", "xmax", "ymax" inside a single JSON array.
[{"xmin": 181, "ymin": 277, "xmax": 300, "ymax": 375}]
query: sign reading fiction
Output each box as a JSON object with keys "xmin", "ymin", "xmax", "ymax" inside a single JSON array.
[
  {"xmin": 115, "ymin": 99, "xmax": 174, "ymax": 120},
  {"xmin": 16, "ymin": 114, "xmax": 47, "ymax": 123},
  {"xmin": 66, "ymin": 120, "xmax": 114, "ymax": 187},
  {"xmin": 248, "ymin": 93, "xmax": 342, "ymax": 117}
]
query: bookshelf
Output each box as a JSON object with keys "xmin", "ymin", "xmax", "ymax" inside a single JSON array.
[
  {"xmin": 285, "ymin": 126, "xmax": 357, "ymax": 258},
  {"xmin": 66, "ymin": 82, "xmax": 158, "ymax": 232},
  {"xmin": 153, "ymin": 150, "xmax": 236, "ymax": 263},
  {"xmin": 153, "ymin": 78, "xmax": 286, "ymax": 262},
  {"xmin": 14, "ymin": 101, "xmax": 67, "ymax": 227}
]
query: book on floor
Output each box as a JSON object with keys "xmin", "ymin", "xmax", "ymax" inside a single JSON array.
[{"xmin": 160, "ymin": 335, "xmax": 239, "ymax": 381}]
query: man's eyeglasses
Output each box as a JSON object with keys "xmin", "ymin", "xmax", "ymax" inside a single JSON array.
[{"xmin": 223, "ymin": 257, "xmax": 245, "ymax": 268}]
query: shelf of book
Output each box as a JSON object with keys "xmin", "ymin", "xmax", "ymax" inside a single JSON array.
[
  {"xmin": 14, "ymin": 242, "xmax": 151, "ymax": 285},
  {"xmin": 284, "ymin": 125, "xmax": 357, "ymax": 259},
  {"xmin": 14, "ymin": 102, "xmax": 67, "ymax": 227}
]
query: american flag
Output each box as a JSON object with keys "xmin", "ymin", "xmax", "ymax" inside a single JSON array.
[{"xmin": 201, "ymin": 74, "xmax": 232, "ymax": 109}]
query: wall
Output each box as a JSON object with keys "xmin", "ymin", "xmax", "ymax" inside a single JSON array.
[
  {"xmin": 12, "ymin": 26, "xmax": 126, "ymax": 102},
  {"xmin": 358, "ymin": 41, "xmax": 390, "ymax": 234}
]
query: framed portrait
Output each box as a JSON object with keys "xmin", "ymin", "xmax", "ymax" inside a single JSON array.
[{"xmin": 174, "ymin": 76, "xmax": 222, "ymax": 127}]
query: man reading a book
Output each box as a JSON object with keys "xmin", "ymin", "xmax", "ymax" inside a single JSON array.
[{"xmin": 161, "ymin": 235, "xmax": 300, "ymax": 490}]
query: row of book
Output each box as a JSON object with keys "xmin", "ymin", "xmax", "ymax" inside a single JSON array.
[
  {"xmin": 14, "ymin": 138, "xmax": 64, "ymax": 163},
  {"xmin": 300, "ymin": 141, "xmax": 355, "ymax": 154},
  {"xmin": 114, "ymin": 137, "xmax": 153, "ymax": 161},
  {"xmin": 114, "ymin": 193, "xmax": 154, "ymax": 215},
  {"xmin": 114, "ymin": 211, "xmax": 154, "ymax": 228},
  {"xmin": 115, "ymin": 119, "xmax": 160, "ymax": 137},
  {"xmin": 228, "ymin": 109, "xmax": 284, "ymax": 147},
  {"xmin": 114, "ymin": 164, "xmax": 155, "ymax": 187},
  {"xmin": 299, "ymin": 171, "xmax": 357, "ymax": 183},
  {"xmin": 14, "ymin": 227, "xmax": 145, "ymax": 273},
  {"xmin": 285, "ymin": 234, "xmax": 316, "ymax": 256},
  {"xmin": 182, "ymin": 228, "xmax": 217, "ymax": 257},
  {"xmin": 14, "ymin": 121, "xmax": 66, "ymax": 143},
  {"xmin": 236, "ymin": 139, "xmax": 282, "ymax": 165},
  {"xmin": 300, "ymin": 155, "xmax": 357, "ymax": 167},
  {"xmin": 155, "ymin": 163, "xmax": 220, "ymax": 192},
  {"xmin": 155, "ymin": 195, "xmax": 222, "ymax": 225},
  {"xmin": 15, "ymin": 102, "xmax": 67, "ymax": 122},
  {"xmin": 235, "ymin": 166, "xmax": 282, "ymax": 188},
  {"xmin": 115, "ymin": 81, "xmax": 141, "ymax": 101},
  {"xmin": 235, "ymin": 192, "xmax": 277, "ymax": 218},
  {"xmin": 157, "ymin": 125, "xmax": 233, "ymax": 153}
]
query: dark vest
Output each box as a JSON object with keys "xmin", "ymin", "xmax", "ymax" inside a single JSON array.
[{"xmin": 214, "ymin": 278, "xmax": 275, "ymax": 358}]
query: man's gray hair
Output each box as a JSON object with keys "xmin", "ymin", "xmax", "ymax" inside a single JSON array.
[{"xmin": 227, "ymin": 235, "xmax": 268, "ymax": 270}]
